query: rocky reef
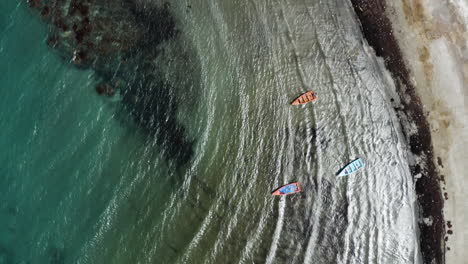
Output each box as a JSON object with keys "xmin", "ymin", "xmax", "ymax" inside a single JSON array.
[{"xmin": 27, "ymin": 0, "xmax": 194, "ymax": 166}]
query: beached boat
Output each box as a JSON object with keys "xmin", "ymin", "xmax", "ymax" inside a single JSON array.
[
  {"xmin": 271, "ymin": 182, "xmax": 301, "ymax": 196},
  {"xmin": 291, "ymin": 91, "xmax": 317, "ymax": 105},
  {"xmin": 337, "ymin": 158, "xmax": 364, "ymax": 177}
]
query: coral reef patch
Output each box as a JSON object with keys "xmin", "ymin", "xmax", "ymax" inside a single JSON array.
[{"xmin": 27, "ymin": 0, "xmax": 194, "ymax": 167}]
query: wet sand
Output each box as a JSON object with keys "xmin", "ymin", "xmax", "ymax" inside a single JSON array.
[{"xmin": 349, "ymin": 0, "xmax": 444, "ymax": 263}]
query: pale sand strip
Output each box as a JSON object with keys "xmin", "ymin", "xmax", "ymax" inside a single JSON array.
[{"xmin": 385, "ymin": 0, "xmax": 468, "ymax": 262}]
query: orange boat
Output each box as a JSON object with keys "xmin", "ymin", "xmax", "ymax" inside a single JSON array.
[
  {"xmin": 291, "ymin": 91, "xmax": 317, "ymax": 105},
  {"xmin": 271, "ymin": 182, "xmax": 302, "ymax": 196}
]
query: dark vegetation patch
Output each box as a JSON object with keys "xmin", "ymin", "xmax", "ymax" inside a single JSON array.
[
  {"xmin": 121, "ymin": 74, "xmax": 194, "ymax": 165},
  {"xmin": 27, "ymin": 0, "xmax": 194, "ymax": 167},
  {"xmin": 128, "ymin": 2, "xmax": 179, "ymax": 48},
  {"xmin": 349, "ymin": 1, "xmax": 444, "ymax": 263}
]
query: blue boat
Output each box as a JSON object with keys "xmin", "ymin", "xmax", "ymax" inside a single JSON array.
[
  {"xmin": 337, "ymin": 158, "xmax": 364, "ymax": 177},
  {"xmin": 271, "ymin": 182, "xmax": 301, "ymax": 196}
]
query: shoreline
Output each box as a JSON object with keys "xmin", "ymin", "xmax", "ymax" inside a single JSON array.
[
  {"xmin": 385, "ymin": 0, "xmax": 468, "ymax": 262},
  {"xmin": 349, "ymin": 1, "xmax": 445, "ymax": 263}
]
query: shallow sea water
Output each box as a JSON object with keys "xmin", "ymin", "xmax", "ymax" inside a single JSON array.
[{"xmin": 1, "ymin": 1, "xmax": 421, "ymax": 263}]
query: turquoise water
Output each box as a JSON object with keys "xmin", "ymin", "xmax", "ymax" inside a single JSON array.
[
  {"xmin": 0, "ymin": 3, "xmax": 173, "ymax": 263},
  {"xmin": 1, "ymin": 1, "xmax": 422, "ymax": 263}
]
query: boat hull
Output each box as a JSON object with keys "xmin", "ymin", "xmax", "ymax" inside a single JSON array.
[
  {"xmin": 271, "ymin": 182, "xmax": 301, "ymax": 196},
  {"xmin": 291, "ymin": 91, "xmax": 317, "ymax": 105},
  {"xmin": 337, "ymin": 158, "xmax": 364, "ymax": 177}
]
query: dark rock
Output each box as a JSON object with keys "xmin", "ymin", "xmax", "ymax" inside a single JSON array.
[
  {"xmin": 41, "ymin": 5, "xmax": 50, "ymax": 17},
  {"xmin": 72, "ymin": 49, "xmax": 87, "ymax": 65},
  {"xmin": 437, "ymin": 157, "xmax": 443, "ymax": 167},
  {"xmin": 27, "ymin": 0, "xmax": 41, "ymax": 8},
  {"xmin": 409, "ymin": 134, "xmax": 423, "ymax": 155},
  {"xmin": 96, "ymin": 83, "xmax": 114, "ymax": 96},
  {"xmin": 53, "ymin": 18, "xmax": 68, "ymax": 31},
  {"xmin": 47, "ymin": 35, "xmax": 59, "ymax": 47},
  {"xmin": 70, "ymin": 0, "xmax": 89, "ymax": 16},
  {"xmin": 410, "ymin": 164, "xmax": 421, "ymax": 175}
]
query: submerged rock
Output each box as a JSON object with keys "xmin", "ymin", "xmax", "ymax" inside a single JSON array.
[
  {"xmin": 29, "ymin": 0, "xmax": 142, "ymax": 69},
  {"xmin": 28, "ymin": 0, "xmax": 194, "ymax": 167},
  {"xmin": 95, "ymin": 82, "xmax": 114, "ymax": 96}
]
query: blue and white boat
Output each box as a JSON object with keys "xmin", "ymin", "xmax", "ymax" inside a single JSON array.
[{"xmin": 337, "ymin": 158, "xmax": 364, "ymax": 177}]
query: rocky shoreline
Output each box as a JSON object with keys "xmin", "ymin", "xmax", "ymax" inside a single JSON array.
[{"xmin": 349, "ymin": 0, "xmax": 445, "ymax": 263}]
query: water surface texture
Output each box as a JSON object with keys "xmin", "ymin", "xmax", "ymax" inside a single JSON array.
[{"xmin": 1, "ymin": 0, "xmax": 421, "ymax": 263}]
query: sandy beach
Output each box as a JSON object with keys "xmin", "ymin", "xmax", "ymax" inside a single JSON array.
[
  {"xmin": 386, "ymin": 0, "xmax": 468, "ymax": 262},
  {"xmin": 351, "ymin": 0, "xmax": 467, "ymax": 263}
]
